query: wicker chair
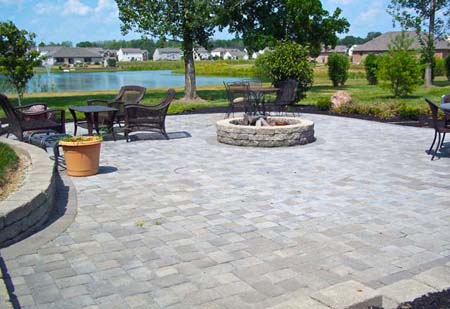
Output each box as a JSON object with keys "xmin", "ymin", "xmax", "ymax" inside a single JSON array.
[
  {"xmin": 88, "ymin": 85, "xmax": 146, "ymax": 125},
  {"xmin": 425, "ymin": 98, "xmax": 450, "ymax": 160},
  {"xmin": 265, "ymin": 79, "xmax": 299, "ymax": 116},
  {"xmin": 0, "ymin": 94, "xmax": 66, "ymax": 141},
  {"xmin": 124, "ymin": 89, "xmax": 176, "ymax": 142},
  {"xmin": 442, "ymin": 94, "xmax": 450, "ymax": 127},
  {"xmin": 224, "ymin": 81, "xmax": 250, "ymax": 118}
]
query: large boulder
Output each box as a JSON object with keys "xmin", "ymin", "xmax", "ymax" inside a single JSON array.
[{"xmin": 331, "ymin": 91, "xmax": 352, "ymax": 110}]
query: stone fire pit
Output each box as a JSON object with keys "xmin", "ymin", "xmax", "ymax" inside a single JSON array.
[{"xmin": 216, "ymin": 116, "xmax": 315, "ymax": 147}]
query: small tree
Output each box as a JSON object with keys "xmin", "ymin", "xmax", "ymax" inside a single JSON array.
[
  {"xmin": 327, "ymin": 53, "xmax": 350, "ymax": 87},
  {"xmin": 115, "ymin": 1, "xmax": 218, "ymax": 101},
  {"xmin": 377, "ymin": 33, "xmax": 422, "ymax": 97},
  {"xmin": 445, "ymin": 55, "xmax": 450, "ymax": 81},
  {"xmin": 255, "ymin": 41, "xmax": 314, "ymax": 101},
  {"xmin": 364, "ymin": 54, "xmax": 379, "ymax": 85},
  {"xmin": 0, "ymin": 21, "xmax": 40, "ymax": 105}
]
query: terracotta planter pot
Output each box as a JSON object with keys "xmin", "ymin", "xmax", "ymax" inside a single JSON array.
[{"xmin": 59, "ymin": 136, "xmax": 102, "ymax": 177}]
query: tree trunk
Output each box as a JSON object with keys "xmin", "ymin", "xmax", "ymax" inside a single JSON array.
[
  {"xmin": 424, "ymin": 0, "xmax": 436, "ymax": 88},
  {"xmin": 183, "ymin": 40, "xmax": 197, "ymax": 101},
  {"xmin": 424, "ymin": 64, "xmax": 432, "ymax": 87},
  {"xmin": 15, "ymin": 86, "xmax": 22, "ymax": 106}
]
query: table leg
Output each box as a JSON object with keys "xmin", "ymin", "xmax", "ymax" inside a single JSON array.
[
  {"xmin": 93, "ymin": 112, "xmax": 100, "ymax": 134},
  {"xmin": 85, "ymin": 112, "xmax": 94, "ymax": 136}
]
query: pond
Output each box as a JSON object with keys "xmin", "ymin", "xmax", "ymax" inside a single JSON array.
[{"xmin": 0, "ymin": 70, "xmax": 242, "ymax": 93}]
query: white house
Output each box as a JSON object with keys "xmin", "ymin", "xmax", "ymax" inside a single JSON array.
[
  {"xmin": 117, "ymin": 48, "xmax": 148, "ymax": 62},
  {"xmin": 194, "ymin": 48, "xmax": 210, "ymax": 60},
  {"xmin": 211, "ymin": 48, "xmax": 246, "ymax": 60},
  {"xmin": 223, "ymin": 49, "xmax": 246, "ymax": 60},
  {"xmin": 250, "ymin": 47, "xmax": 270, "ymax": 59},
  {"xmin": 38, "ymin": 46, "xmax": 103, "ymax": 65},
  {"xmin": 152, "ymin": 48, "xmax": 182, "ymax": 61}
]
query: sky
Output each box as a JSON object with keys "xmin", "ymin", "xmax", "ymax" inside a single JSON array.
[{"xmin": 1, "ymin": 0, "xmax": 402, "ymax": 44}]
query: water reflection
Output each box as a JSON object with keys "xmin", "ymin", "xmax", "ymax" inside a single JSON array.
[{"xmin": 0, "ymin": 70, "xmax": 241, "ymax": 93}]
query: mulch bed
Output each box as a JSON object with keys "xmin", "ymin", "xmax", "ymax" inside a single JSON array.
[
  {"xmin": 183, "ymin": 104, "xmax": 432, "ymax": 128},
  {"xmin": 372, "ymin": 287, "xmax": 450, "ymax": 309}
]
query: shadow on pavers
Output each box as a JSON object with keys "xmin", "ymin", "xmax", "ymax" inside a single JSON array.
[{"xmin": 0, "ymin": 170, "xmax": 76, "ymax": 309}]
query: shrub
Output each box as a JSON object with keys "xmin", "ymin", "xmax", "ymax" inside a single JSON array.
[
  {"xmin": 434, "ymin": 57, "xmax": 445, "ymax": 77},
  {"xmin": 255, "ymin": 41, "xmax": 314, "ymax": 100},
  {"xmin": 107, "ymin": 58, "xmax": 117, "ymax": 67},
  {"xmin": 445, "ymin": 55, "xmax": 450, "ymax": 81},
  {"xmin": 333, "ymin": 102, "xmax": 397, "ymax": 120},
  {"xmin": 327, "ymin": 53, "xmax": 350, "ymax": 87},
  {"xmin": 377, "ymin": 33, "xmax": 422, "ymax": 97},
  {"xmin": 396, "ymin": 103, "xmax": 425, "ymax": 120},
  {"xmin": 316, "ymin": 98, "xmax": 332, "ymax": 111},
  {"xmin": 364, "ymin": 54, "xmax": 379, "ymax": 85}
]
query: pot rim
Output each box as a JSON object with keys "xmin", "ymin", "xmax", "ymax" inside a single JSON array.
[{"xmin": 59, "ymin": 136, "xmax": 102, "ymax": 147}]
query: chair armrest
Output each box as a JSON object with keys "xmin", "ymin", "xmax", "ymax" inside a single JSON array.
[
  {"xmin": 87, "ymin": 99, "xmax": 108, "ymax": 105},
  {"xmin": 125, "ymin": 104, "xmax": 165, "ymax": 111},
  {"xmin": 15, "ymin": 102, "xmax": 48, "ymax": 110}
]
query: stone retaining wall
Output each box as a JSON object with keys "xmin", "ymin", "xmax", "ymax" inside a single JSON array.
[
  {"xmin": 0, "ymin": 138, "xmax": 56, "ymax": 248},
  {"xmin": 216, "ymin": 117, "xmax": 315, "ymax": 147}
]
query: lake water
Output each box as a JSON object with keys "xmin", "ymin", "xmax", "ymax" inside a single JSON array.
[{"xmin": 0, "ymin": 70, "xmax": 241, "ymax": 93}]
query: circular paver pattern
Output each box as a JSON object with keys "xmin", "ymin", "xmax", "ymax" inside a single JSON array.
[
  {"xmin": 216, "ymin": 117, "xmax": 315, "ymax": 147},
  {"xmin": 3, "ymin": 113, "xmax": 450, "ymax": 308}
]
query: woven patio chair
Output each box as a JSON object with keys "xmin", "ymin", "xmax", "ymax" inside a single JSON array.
[
  {"xmin": 425, "ymin": 98, "xmax": 450, "ymax": 160},
  {"xmin": 265, "ymin": 79, "xmax": 299, "ymax": 116},
  {"xmin": 0, "ymin": 94, "xmax": 66, "ymax": 141},
  {"xmin": 224, "ymin": 81, "xmax": 250, "ymax": 118},
  {"xmin": 124, "ymin": 88, "xmax": 176, "ymax": 142},
  {"xmin": 442, "ymin": 94, "xmax": 450, "ymax": 127}
]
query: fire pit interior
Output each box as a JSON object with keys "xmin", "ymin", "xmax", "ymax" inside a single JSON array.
[{"xmin": 216, "ymin": 116, "xmax": 315, "ymax": 147}]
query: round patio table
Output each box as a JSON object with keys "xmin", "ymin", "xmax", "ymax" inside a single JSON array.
[{"xmin": 247, "ymin": 87, "xmax": 279, "ymax": 115}]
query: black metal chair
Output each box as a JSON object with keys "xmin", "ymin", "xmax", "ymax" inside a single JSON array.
[
  {"xmin": 0, "ymin": 94, "xmax": 66, "ymax": 141},
  {"xmin": 265, "ymin": 79, "xmax": 299, "ymax": 117},
  {"xmin": 224, "ymin": 81, "xmax": 251, "ymax": 118},
  {"xmin": 124, "ymin": 89, "xmax": 176, "ymax": 142},
  {"xmin": 425, "ymin": 98, "xmax": 450, "ymax": 160}
]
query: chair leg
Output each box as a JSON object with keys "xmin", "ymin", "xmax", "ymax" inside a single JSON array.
[
  {"xmin": 161, "ymin": 127, "xmax": 169, "ymax": 140},
  {"xmin": 73, "ymin": 123, "xmax": 78, "ymax": 136},
  {"xmin": 432, "ymin": 132, "xmax": 441, "ymax": 160},
  {"xmin": 428, "ymin": 131, "xmax": 437, "ymax": 154},
  {"xmin": 441, "ymin": 133, "xmax": 446, "ymax": 148},
  {"xmin": 111, "ymin": 126, "xmax": 116, "ymax": 142}
]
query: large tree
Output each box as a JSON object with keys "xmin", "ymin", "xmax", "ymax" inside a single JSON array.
[
  {"xmin": 0, "ymin": 21, "xmax": 40, "ymax": 105},
  {"xmin": 388, "ymin": 0, "xmax": 450, "ymax": 87},
  {"xmin": 218, "ymin": 0, "xmax": 349, "ymax": 56},
  {"xmin": 115, "ymin": 0, "xmax": 217, "ymax": 100}
]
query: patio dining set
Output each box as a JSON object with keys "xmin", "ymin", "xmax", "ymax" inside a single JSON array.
[
  {"xmin": 223, "ymin": 79, "xmax": 299, "ymax": 118},
  {"xmin": 0, "ymin": 85, "xmax": 176, "ymax": 146}
]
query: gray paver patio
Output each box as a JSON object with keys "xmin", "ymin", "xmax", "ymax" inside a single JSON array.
[{"xmin": 2, "ymin": 113, "xmax": 450, "ymax": 308}]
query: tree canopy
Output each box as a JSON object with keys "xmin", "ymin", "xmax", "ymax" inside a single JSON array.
[
  {"xmin": 218, "ymin": 0, "xmax": 349, "ymax": 56},
  {"xmin": 388, "ymin": 0, "xmax": 450, "ymax": 86},
  {"xmin": 0, "ymin": 21, "xmax": 40, "ymax": 105},
  {"xmin": 115, "ymin": 0, "xmax": 219, "ymax": 100}
]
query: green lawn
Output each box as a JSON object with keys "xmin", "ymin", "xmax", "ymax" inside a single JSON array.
[
  {"xmin": 2, "ymin": 67, "xmax": 450, "ymax": 120},
  {"xmin": 0, "ymin": 142, "xmax": 18, "ymax": 187}
]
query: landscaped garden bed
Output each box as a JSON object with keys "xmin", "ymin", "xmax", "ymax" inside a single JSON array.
[
  {"xmin": 0, "ymin": 141, "xmax": 21, "ymax": 200},
  {"xmin": 374, "ymin": 287, "xmax": 450, "ymax": 309}
]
